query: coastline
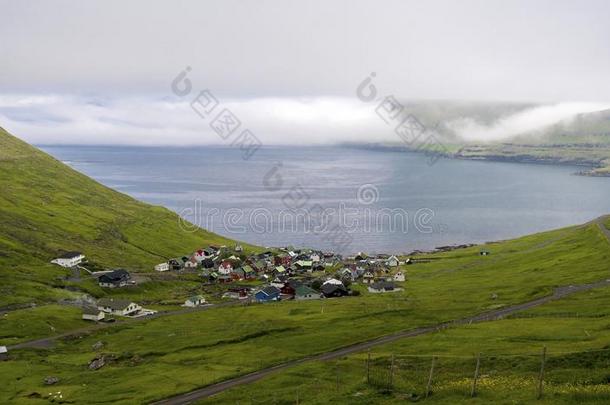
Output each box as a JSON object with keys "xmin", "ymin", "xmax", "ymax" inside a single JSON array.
[{"xmin": 348, "ymin": 142, "xmax": 610, "ymax": 177}]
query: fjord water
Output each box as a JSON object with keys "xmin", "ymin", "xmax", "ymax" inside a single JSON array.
[{"xmin": 41, "ymin": 145, "xmax": 610, "ymax": 254}]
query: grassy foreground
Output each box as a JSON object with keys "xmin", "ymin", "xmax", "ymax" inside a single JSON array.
[
  {"xmin": 201, "ymin": 285, "xmax": 610, "ymax": 404},
  {"xmin": 1, "ymin": 221, "xmax": 609, "ymax": 403}
]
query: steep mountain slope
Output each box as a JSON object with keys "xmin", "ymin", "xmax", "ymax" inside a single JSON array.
[{"xmin": 0, "ymin": 127, "xmax": 251, "ymax": 307}]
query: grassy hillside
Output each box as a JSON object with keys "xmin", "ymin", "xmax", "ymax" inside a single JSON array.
[
  {"xmin": 206, "ymin": 286, "xmax": 610, "ymax": 404},
  {"xmin": 0, "ymin": 127, "xmax": 253, "ymax": 308},
  {"xmin": 2, "ymin": 126, "xmax": 610, "ymax": 403},
  {"xmin": 1, "ymin": 221, "xmax": 610, "ymax": 403}
]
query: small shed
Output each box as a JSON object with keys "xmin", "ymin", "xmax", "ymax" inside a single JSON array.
[
  {"xmin": 0, "ymin": 346, "xmax": 8, "ymax": 361},
  {"xmin": 184, "ymin": 295, "xmax": 207, "ymax": 307}
]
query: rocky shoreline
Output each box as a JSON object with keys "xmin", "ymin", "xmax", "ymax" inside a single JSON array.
[
  {"xmin": 347, "ymin": 142, "xmax": 610, "ymax": 177},
  {"xmin": 453, "ymin": 153, "xmax": 610, "ymax": 177}
]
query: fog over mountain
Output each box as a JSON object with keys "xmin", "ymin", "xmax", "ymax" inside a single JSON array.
[
  {"xmin": 2, "ymin": 95, "xmax": 609, "ymax": 146},
  {"xmin": 1, "ymin": 0, "xmax": 609, "ymax": 145}
]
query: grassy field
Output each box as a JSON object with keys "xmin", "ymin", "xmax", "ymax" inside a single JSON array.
[
  {"xmin": 1, "ymin": 221, "xmax": 610, "ymax": 403},
  {"xmin": 201, "ymin": 285, "xmax": 610, "ymax": 404}
]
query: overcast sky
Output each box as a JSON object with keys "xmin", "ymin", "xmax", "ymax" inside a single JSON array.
[{"xmin": 1, "ymin": 0, "xmax": 609, "ymax": 145}]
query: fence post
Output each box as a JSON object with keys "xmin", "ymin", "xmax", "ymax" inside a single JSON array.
[
  {"xmin": 389, "ymin": 354, "xmax": 395, "ymax": 390},
  {"xmin": 471, "ymin": 352, "xmax": 481, "ymax": 397},
  {"xmin": 425, "ymin": 356, "xmax": 436, "ymax": 398},
  {"xmin": 367, "ymin": 350, "xmax": 371, "ymax": 384},
  {"xmin": 537, "ymin": 346, "xmax": 547, "ymax": 399},
  {"xmin": 336, "ymin": 365, "xmax": 340, "ymax": 390}
]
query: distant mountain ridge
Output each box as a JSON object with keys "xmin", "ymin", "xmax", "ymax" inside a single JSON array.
[{"xmin": 359, "ymin": 102, "xmax": 610, "ymax": 176}]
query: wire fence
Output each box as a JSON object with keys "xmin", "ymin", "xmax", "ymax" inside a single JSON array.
[
  {"xmin": 362, "ymin": 347, "xmax": 610, "ymax": 402},
  {"xmin": 229, "ymin": 346, "xmax": 610, "ymax": 404}
]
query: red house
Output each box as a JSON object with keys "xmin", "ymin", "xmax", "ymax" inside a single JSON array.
[{"xmin": 280, "ymin": 283, "xmax": 296, "ymax": 299}]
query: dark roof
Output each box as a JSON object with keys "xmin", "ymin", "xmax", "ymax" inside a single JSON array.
[
  {"xmin": 97, "ymin": 298, "xmax": 134, "ymax": 310},
  {"xmin": 287, "ymin": 279, "xmax": 303, "ymax": 288},
  {"xmin": 98, "ymin": 269, "xmax": 130, "ymax": 283},
  {"xmin": 82, "ymin": 305, "xmax": 102, "ymax": 315},
  {"xmin": 295, "ymin": 285, "xmax": 317, "ymax": 296},
  {"xmin": 57, "ymin": 251, "xmax": 82, "ymax": 259},
  {"xmin": 321, "ymin": 283, "xmax": 346, "ymax": 295},
  {"xmin": 370, "ymin": 281, "xmax": 395, "ymax": 291},
  {"xmin": 260, "ymin": 286, "xmax": 281, "ymax": 296}
]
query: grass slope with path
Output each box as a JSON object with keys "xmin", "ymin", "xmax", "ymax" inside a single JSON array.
[
  {"xmin": 1, "ymin": 220, "xmax": 610, "ymax": 403},
  {"xmin": 202, "ymin": 282, "xmax": 610, "ymax": 404}
]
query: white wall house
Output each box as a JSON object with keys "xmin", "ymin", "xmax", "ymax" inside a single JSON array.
[
  {"xmin": 0, "ymin": 346, "xmax": 8, "ymax": 361},
  {"xmin": 154, "ymin": 262, "xmax": 170, "ymax": 272},
  {"xmin": 51, "ymin": 251, "xmax": 85, "ymax": 267},
  {"xmin": 183, "ymin": 295, "xmax": 206, "ymax": 307},
  {"xmin": 97, "ymin": 298, "xmax": 141, "ymax": 317},
  {"xmin": 218, "ymin": 261, "xmax": 233, "ymax": 275},
  {"xmin": 184, "ymin": 257, "xmax": 198, "ymax": 268},
  {"xmin": 393, "ymin": 271, "xmax": 406, "ymax": 282},
  {"xmin": 386, "ymin": 255, "xmax": 399, "ymax": 267}
]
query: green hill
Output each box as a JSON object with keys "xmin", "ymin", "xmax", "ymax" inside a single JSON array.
[{"xmin": 0, "ymin": 127, "xmax": 250, "ymax": 308}]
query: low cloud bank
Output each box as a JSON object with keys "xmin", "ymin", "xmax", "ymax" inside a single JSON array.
[
  {"xmin": 445, "ymin": 102, "xmax": 610, "ymax": 142},
  {"xmin": 1, "ymin": 94, "xmax": 608, "ymax": 146}
]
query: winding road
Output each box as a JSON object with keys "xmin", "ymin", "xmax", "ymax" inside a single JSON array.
[
  {"xmin": 7, "ymin": 300, "xmax": 244, "ymax": 350},
  {"xmin": 152, "ymin": 280, "xmax": 610, "ymax": 404}
]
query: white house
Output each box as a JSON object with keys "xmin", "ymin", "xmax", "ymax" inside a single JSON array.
[
  {"xmin": 218, "ymin": 261, "xmax": 233, "ymax": 275},
  {"xmin": 362, "ymin": 271, "xmax": 375, "ymax": 284},
  {"xmin": 51, "ymin": 251, "xmax": 85, "ymax": 268},
  {"xmin": 184, "ymin": 257, "xmax": 198, "ymax": 268},
  {"xmin": 0, "ymin": 346, "xmax": 8, "ymax": 361},
  {"xmin": 323, "ymin": 278, "xmax": 344, "ymax": 286},
  {"xmin": 82, "ymin": 306, "xmax": 105, "ymax": 322},
  {"xmin": 183, "ymin": 295, "xmax": 207, "ymax": 307},
  {"xmin": 386, "ymin": 255, "xmax": 400, "ymax": 267},
  {"xmin": 154, "ymin": 262, "xmax": 170, "ymax": 272},
  {"xmin": 393, "ymin": 271, "xmax": 406, "ymax": 282},
  {"xmin": 97, "ymin": 298, "xmax": 141, "ymax": 317}
]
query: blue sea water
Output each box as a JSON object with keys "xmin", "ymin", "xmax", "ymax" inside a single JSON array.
[{"xmin": 40, "ymin": 145, "xmax": 610, "ymax": 254}]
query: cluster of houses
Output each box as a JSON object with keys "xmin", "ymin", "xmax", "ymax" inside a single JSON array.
[
  {"xmin": 51, "ymin": 246, "xmax": 409, "ymax": 322},
  {"xmin": 50, "ymin": 252, "xmax": 136, "ymax": 288},
  {"xmin": 153, "ymin": 246, "xmax": 408, "ymax": 302}
]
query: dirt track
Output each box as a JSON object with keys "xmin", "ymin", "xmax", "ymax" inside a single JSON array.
[
  {"xmin": 7, "ymin": 301, "xmax": 243, "ymax": 350},
  {"xmin": 152, "ymin": 277, "xmax": 610, "ymax": 404},
  {"xmin": 151, "ymin": 217, "xmax": 610, "ymax": 404}
]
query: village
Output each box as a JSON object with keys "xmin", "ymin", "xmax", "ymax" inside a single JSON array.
[{"xmin": 49, "ymin": 246, "xmax": 410, "ymax": 322}]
